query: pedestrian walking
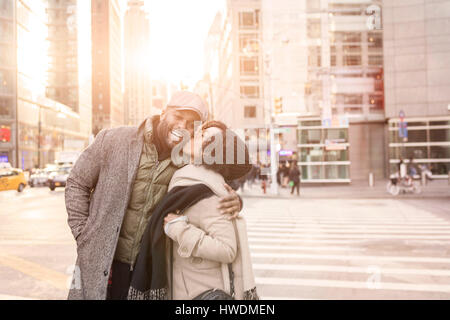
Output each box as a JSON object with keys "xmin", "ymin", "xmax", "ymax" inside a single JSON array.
[
  {"xmin": 247, "ymin": 165, "xmax": 257, "ymax": 188},
  {"xmin": 281, "ymin": 163, "xmax": 290, "ymax": 188},
  {"xmin": 259, "ymin": 163, "xmax": 269, "ymax": 194},
  {"xmin": 289, "ymin": 162, "xmax": 301, "ymax": 196}
]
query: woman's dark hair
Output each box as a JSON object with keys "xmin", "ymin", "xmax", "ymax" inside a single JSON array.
[{"xmin": 201, "ymin": 121, "xmax": 252, "ymax": 181}]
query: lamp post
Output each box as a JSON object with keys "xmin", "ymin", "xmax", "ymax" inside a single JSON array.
[{"xmin": 37, "ymin": 105, "xmax": 41, "ymax": 168}]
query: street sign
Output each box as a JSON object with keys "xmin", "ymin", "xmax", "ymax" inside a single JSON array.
[
  {"xmin": 325, "ymin": 139, "xmax": 347, "ymax": 151},
  {"xmin": 279, "ymin": 150, "xmax": 294, "ymax": 156}
]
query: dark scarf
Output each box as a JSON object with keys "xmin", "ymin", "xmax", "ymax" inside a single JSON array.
[{"xmin": 127, "ymin": 184, "xmax": 214, "ymax": 300}]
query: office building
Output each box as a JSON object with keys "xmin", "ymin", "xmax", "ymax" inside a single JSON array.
[
  {"xmin": 0, "ymin": 0, "xmax": 91, "ymax": 169},
  {"xmin": 124, "ymin": 0, "xmax": 151, "ymax": 126},
  {"xmin": 205, "ymin": 0, "xmax": 265, "ymax": 130},
  {"xmin": 91, "ymin": 0, "xmax": 123, "ymax": 135},
  {"xmin": 383, "ymin": 0, "xmax": 450, "ymax": 178}
]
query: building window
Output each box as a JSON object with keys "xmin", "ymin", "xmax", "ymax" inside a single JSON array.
[
  {"xmin": 368, "ymin": 32, "xmax": 383, "ymax": 52},
  {"xmin": 0, "ymin": 44, "xmax": 14, "ymax": 66},
  {"xmin": 240, "ymin": 85, "xmax": 260, "ymax": 98},
  {"xmin": 244, "ymin": 106, "xmax": 256, "ymax": 118},
  {"xmin": 0, "ymin": 70, "xmax": 13, "ymax": 95},
  {"xmin": 298, "ymin": 123, "xmax": 350, "ymax": 181},
  {"xmin": 330, "ymin": 46, "xmax": 337, "ymax": 66},
  {"xmin": 0, "ymin": 97, "xmax": 13, "ymax": 117},
  {"xmin": 389, "ymin": 119, "xmax": 450, "ymax": 176},
  {"xmin": 343, "ymin": 55, "xmax": 361, "ymax": 66},
  {"xmin": 240, "ymin": 56, "xmax": 259, "ymax": 75},
  {"xmin": 368, "ymin": 55, "xmax": 383, "ymax": 66},
  {"xmin": 331, "ymin": 32, "xmax": 361, "ymax": 44},
  {"xmin": 308, "ymin": 46, "xmax": 321, "ymax": 67},
  {"xmin": 328, "ymin": 3, "xmax": 362, "ymax": 16},
  {"xmin": 239, "ymin": 34, "xmax": 259, "ymax": 54},
  {"xmin": 239, "ymin": 11, "xmax": 259, "ymax": 29},
  {"xmin": 369, "ymin": 94, "xmax": 384, "ymax": 110},
  {"xmin": 307, "ymin": 19, "xmax": 321, "ymax": 38},
  {"xmin": 306, "ymin": 0, "xmax": 321, "ymax": 12}
]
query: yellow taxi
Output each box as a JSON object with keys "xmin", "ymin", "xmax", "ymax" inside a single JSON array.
[{"xmin": 0, "ymin": 168, "xmax": 27, "ymax": 192}]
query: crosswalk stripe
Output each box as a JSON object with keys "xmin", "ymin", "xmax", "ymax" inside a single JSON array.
[
  {"xmin": 255, "ymin": 277, "xmax": 450, "ymax": 293},
  {"xmin": 252, "ymin": 263, "xmax": 450, "ymax": 277},
  {"xmin": 246, "ymin": 222, "xmax": 450, "ymax": 229},
  {"xmin": 0, "ymin": 254, "xmax": 68, "ymax": 290},
  {"xmin": 244, "ymin": 217, "xmax": 446, "ymax": 223},
  {"xmin": 247, "ymin": 222, "xmax": 448, "ymax": 227},
  {"xmin": 250, "ymin": 244, "xmax": 354, "ymax": 252},
  {"xmin": 249, "ymin": 238, "xmax": 450, "ymax": 244},
  {"xmin": 248, "ymin": 232, "xmax": 450, "ymax": 240},
  {"xmin": 251, "ymin": 252, "xmax": 450, "ymax": 263},
  {"xmin": 0, "ymin": 294, "xmax": 37, "ymax": 300},
  {"xmin": 244, "ymin": 200, "xmax": 450, "ymax": 298},
  {"xmin": 247, "ymin": 226, "xmax": 450, "ymax": 234}
]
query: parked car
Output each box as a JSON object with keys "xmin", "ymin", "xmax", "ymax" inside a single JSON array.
[
  {"xmin": 48, "ymin": 166, "xmax": 71, "ymax": 191},
  {"xmin": 29, "ymin": 169, "xmax": 50, "ymax": 187},
  {"xmin": 0, "ymin": 169, "xmax": 27, "ymax": 192},
  {"xmin": 0, "ymin": 162, "xmax": 12, "ymax": 170}
]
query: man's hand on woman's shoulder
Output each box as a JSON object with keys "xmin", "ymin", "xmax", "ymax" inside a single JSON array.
[{"xmin": 217, "ymin": 184, "xmax": 242, "ymax": 220}]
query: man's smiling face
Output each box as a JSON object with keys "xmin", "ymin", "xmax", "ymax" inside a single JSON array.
[{"xmin": 158, "ymin": 107, "xmax": 201, "ymax": 150}]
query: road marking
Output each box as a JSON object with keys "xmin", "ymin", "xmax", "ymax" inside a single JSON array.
[
  {"xmin": 251, "ymin": 252, "xmax": 450, "ymax": 264},
  {"xmin": 249, "ymin": 238, "xmax": 450, "ymax": 245},
  {"xmin": 0, "ymin": 240, "xmax": 74, "ymax": 246},
  {"xmin": 248, "ymin": 232, "xmax": 450, "ymax": 240},
  {"xmin": 246, "ymin": 222, "xmax": 450, "ymax": 229},
  {"xmin": 255, "ymin": 277, "xmax": 450, "ymax": 293},
  {"xmin": 0, "ymin": 294, "xmax": 37, "ymax": 300},
  {"xmin": 250, "ymin": 244, "xmax": 354, "ymax": 252},
  {"xmin": 247, "ymin": 227, "xmax": 450, "ymax": 234},
  {"xmin": 244, "ymin": 216, "xmax": 447, "ymax": 223},
  {"xmin": 253, "ymin": 263, "xmax": 450, "ymax": 277},
  {"xmin": 0, "ymin": 254, "xmax": 68, "ymax": 291}
]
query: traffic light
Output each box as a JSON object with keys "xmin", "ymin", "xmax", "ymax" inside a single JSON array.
[{"xmin": 274, "ymin": 97, "xmax": 283, "ymax": 114}]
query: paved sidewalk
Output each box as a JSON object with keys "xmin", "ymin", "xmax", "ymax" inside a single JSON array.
[{"xmin": 238, "ymin": 179, "xmax": 450, "ymax": 199}]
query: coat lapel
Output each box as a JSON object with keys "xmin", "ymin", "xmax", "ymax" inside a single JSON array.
[{"xmin": 127, "ymin": 128, "xmax": 144, "ymax": 186}]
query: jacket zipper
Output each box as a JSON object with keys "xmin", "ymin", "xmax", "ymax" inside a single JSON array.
[{"xmin": 129, "ymin": 159, "xmax": 160, "ymax": 272}]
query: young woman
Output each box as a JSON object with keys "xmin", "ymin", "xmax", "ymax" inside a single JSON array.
[{"xmin": 163, "ymin": 121, "xmax": 258, "ymax": 300}]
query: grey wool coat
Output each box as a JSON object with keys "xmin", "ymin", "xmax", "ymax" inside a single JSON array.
[{"xmin": 66, "ymin": 122, "xmax": 148, "ymax": 300}]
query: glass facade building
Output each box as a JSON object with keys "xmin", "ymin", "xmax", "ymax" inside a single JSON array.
[
  {"xmin": 389, "ymin": 117, "xmax": 450, "ymax": 177},
  {"xmin": 0, "ymin": 0, "xmax": 16, "ymax": 165},
  {"xmin": 298, "ymin": 117, "xmax": 350, "ymax": 182},
  {"xmin": 0, "ymin": 0, "xmax": 91, "ymax": 170}
]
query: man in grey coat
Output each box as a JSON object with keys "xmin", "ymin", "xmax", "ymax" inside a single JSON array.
[{"xmin": 66, "ymin": 91, "xmax": 242, "ymax": 300}]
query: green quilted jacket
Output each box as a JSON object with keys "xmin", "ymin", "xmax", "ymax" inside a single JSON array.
[{"xmin": 114, "ymin": 117, "xmax": 180, "ymax": 267}]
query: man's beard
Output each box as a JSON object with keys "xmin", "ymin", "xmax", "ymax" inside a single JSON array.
[{"xmin": 156, "ymin": 119, "xmax": 185, "ymax": 151}]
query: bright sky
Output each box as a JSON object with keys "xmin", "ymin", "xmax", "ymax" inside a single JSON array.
[{"xmin": 142, "ymin": 0, "xmax": 226, "ymax": 88}]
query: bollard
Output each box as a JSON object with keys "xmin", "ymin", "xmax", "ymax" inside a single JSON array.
[
  {"xmin": 422, "ymin": 171, "xmax": 427, "ymax": 186},
  {"xmin": 369, "ymin": 172, "xmax": 374, "ymax": 187}
]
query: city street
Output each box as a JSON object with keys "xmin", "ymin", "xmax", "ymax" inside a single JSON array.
[{"xmin": 1, "ymin": 186, "xmax": 450, "ymax": 300}]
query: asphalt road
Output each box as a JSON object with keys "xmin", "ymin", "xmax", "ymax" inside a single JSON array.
[{"xmin": 0, "ymin": 186, "xmax": 449, "ymax": 300}]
